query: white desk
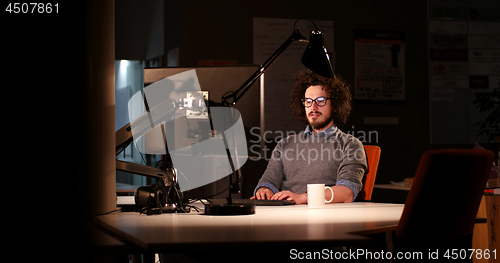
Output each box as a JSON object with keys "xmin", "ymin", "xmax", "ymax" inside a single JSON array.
[{"xmin": 94, "ymin": 202, "xmax": 404, "ymax": 251}]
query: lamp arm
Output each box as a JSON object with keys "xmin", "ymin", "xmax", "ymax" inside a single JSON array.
[
  {"xmin": 221, "ymin": 29, "xmax": 306, "ymax": 106},
  {"xmin": 116, "ymin": 159, "xmax": 171, "ymax": 180}
]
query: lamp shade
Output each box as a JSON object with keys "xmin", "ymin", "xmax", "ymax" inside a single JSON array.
[{"xmin": 301, "ymin": 30, "xmax": 335, "ymax": 78}]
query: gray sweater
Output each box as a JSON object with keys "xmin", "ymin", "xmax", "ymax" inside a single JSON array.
[{"xmin": 254, "ymin": 125, "xmax": 367, "ymax": 200}]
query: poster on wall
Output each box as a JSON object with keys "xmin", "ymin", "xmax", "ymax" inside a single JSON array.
[{"xmin": 354, "ymin": 30, "xmax": 405, "ymax": 101}]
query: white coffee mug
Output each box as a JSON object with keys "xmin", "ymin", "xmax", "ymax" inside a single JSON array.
[{"xmin": 307, "ymin": 184, "xmax": 334, "ymax": 207}]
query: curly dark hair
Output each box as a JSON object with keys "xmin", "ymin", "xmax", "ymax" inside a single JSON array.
[{"xmin": 290, "ymin": 70, "xmax": 352, "ymax": 127}]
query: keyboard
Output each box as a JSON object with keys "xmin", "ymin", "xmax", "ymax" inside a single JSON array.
[{"xmin": 208, "ymin": 198, "xmax": 296, "ymax": 206}]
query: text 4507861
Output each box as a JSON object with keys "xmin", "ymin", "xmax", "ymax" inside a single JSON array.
[{"xmin": 6, "ymin": 3, "xmax": 58, "ymax": 14}]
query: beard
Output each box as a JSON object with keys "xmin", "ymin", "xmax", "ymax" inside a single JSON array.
[{"xmin": 307, "ymin": 111, "xmax": 333, "ymax": 130}]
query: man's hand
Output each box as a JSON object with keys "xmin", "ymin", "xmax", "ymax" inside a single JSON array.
[
  {"xmin": 251, "ymin": 188, "xmax": 307, "ymax": 204},
  {"xmin": 250, "ymin": 187, "xmax": 274, "ymax": 200},
  {"xmin": 270, "ymin": 191, "xmax": 307, "ymax": 205}
]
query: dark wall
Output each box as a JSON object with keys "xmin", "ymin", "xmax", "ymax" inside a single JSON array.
[{"xmin": 165, "ymin": 0, "xmax": 432, "ymax": 185}]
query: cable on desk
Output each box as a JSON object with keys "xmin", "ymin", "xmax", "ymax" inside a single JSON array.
[
  {"xmin": 187, "ymin": 186, "xmax": 231, "ymax": 208},
  {"xmin": 90, "ymin": 208, "xmax": 122, "ymax": 219}
]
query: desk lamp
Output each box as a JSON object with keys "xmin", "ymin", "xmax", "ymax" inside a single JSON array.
[
  {"xmin": 205, "ymin": 19, "xmax": 335, "ymax": 215},
  {"xmin": 221, "ymin": 19, "xmax": 334, "ymax": 107}
]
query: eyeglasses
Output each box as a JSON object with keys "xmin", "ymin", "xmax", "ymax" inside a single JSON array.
[{"xmin": 301, "ymin": 97, "xmax": 331, "ymax": 108}]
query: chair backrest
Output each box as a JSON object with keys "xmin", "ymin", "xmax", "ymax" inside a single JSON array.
[
  {"xmin": 396, "ymin": 149, "xmax": 494, "ymax": 240},
  {"xmin": 355, "ymin": 145, "xmax": 381, "ymax": 201}
]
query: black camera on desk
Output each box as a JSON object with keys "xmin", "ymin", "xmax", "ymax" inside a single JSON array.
[{"xmin": 135, "ymin": 182, "xmax": 189, "ymax": 215}]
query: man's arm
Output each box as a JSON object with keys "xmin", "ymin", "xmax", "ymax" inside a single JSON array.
[
  {"xmin": 330, "ymin": 185, "xmax": 354, "ymax": 203},
  {"xmin": 335, "ymin": 136, "xmax": 367, "ymax": 202},
  {"xmin": 251, "ymin": 140, "xmax": 285, "ymax": 199}
]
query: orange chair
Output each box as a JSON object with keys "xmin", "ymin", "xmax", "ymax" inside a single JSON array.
[
  {"xmin": 355, "ymin": 145, "xmax": 381, "ymax": 201},
  {"xmin": 394, "ymin": 149, "xmax": 494, "ymax": 258}
]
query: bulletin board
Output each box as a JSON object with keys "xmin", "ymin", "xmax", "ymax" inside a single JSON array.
[
  {"xmin": 428, "ymin": 0, "xmax": 500, "ymax": 144},
  {"xmin": 354, "ymin": 30, "xmax": 405, "ymax": 101}
]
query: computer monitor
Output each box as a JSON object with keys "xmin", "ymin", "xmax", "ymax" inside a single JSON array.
[{"xmin": 116, "ymin": 66, "xmax": 263, "ymax": 200}]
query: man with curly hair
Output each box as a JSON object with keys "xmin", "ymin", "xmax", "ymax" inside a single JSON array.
[{"xmin": 251, "ymin": 70, "xmax": 367, "ymax": 204}]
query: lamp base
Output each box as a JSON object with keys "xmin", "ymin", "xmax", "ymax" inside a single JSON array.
[{"xmin": 204, "ymin": 203, "xmax": 255, "ymax": 215}]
